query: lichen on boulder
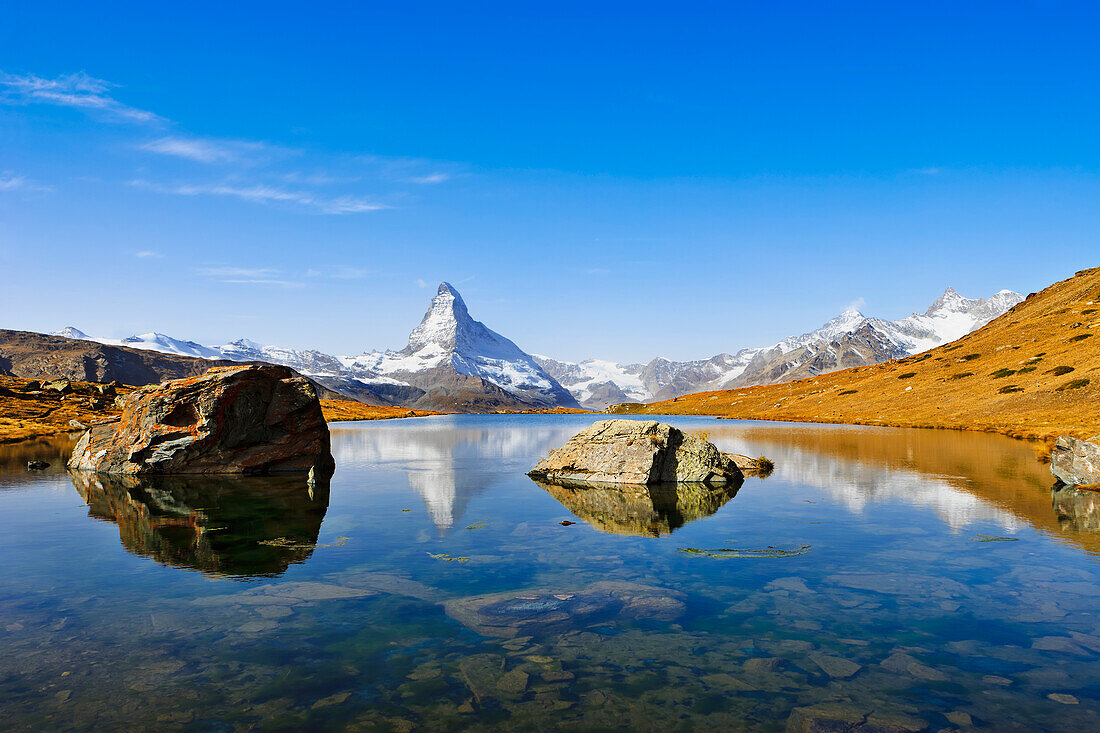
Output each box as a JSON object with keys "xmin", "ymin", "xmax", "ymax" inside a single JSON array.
[
  {"xmin": 527, "ymin": 419, "xmax": 742, "ymax": 486},
  {"xmin": 68, "ymin": 364, "xmax": 335, "ymax": 476}
]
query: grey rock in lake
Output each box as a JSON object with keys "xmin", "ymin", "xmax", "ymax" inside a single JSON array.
[
  {"xmin": 1051, "ymin": 435, "xmax": 1100, "ymax": 486},
  {"xmin": 527, "ymin": 419, "xmax": 742, "ymax": 486}
]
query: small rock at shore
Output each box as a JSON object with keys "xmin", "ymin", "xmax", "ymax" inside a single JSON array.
[
  {"xmin": 528, "ymin": 419, "xmax": 742, "ymax": 486},
  {"xmin": 26, "ymin": 460, "xmax": 50, "ymax": 470},
  {"xmin": 1051, "ymin": 435, "xmax": 1100, "ymax": 486}
]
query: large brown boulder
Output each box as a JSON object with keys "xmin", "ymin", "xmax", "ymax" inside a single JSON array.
[
  {"xmin": 68, "ymin": 365, "xmax": 335, "ymax": 476},
  {"xmin": 1051, "ymin": 435, "xmax": 1100, "ymax": 487},
  {"xmin": 527, "ymin": 419, "xmax": 742, "ymax": 486}
]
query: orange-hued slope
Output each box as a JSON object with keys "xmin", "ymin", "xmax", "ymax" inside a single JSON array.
[{"xmin": 612, "ymin": 267, "xmax": 1100, "ymax": 443}]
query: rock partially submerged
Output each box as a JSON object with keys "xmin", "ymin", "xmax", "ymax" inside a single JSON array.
[
  {"xmin": 527, "ymin": 419, "xmax": 742, "ymax": 486},
  {"xmin": 68, "ymin": 364, "xmax": 335, "ymax": 476},
  {"xmin": 1051, "ymin": 435, "xmax": 1100, "ymax": 487},
  {"xmin": 444, "ymin": 581, "xmax": 686, "ymax": 638}
]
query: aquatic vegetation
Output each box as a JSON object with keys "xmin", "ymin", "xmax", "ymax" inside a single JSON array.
[
  {"xmin": 677, "ymin": 544, "xmax": 812, "ymax": 559},
  {"xmin": 971, "ymin": 534, "xmax": 1020, "ymax": 542},
  {"xmin": 428, "ymin": 552, "xmax": 470, "ymax": 562},
  {"xmin": 464, "ymin": 519, "xmax": 491, "ymax": 530},
  {"xmin": 258, "ymin": 536, "xmax": 349, "ymax": 550}
]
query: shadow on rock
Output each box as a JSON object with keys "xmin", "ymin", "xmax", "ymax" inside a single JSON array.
[
  {"xmin": 531, "ymin": 476, "xmax": 742, "ymax": 537},
  {"xmin": 70, "ymin": 470, "xmax": 330, "ymax": 578}
]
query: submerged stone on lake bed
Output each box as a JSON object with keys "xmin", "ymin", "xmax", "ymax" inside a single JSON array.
[{"xmin": 444, "ymin": 581, "xmax": 686, "ymax": 638}]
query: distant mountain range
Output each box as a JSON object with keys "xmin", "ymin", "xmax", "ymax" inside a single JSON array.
[
  {"xmin": 534, "ymin": 287, "xmax": 1023, "ymax": 408},
  {"xmin": 37, "ymin": 283, "xmax": 1022, "ymax": 411},
  {"xmin": 48, "ymin": 283, "xmax": 578, "ymax": 412}
]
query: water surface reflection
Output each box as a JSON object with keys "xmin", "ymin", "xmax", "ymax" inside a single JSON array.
[{"xmin": 70, "ymin": 471, "xmax": 329, "ymax": 577}]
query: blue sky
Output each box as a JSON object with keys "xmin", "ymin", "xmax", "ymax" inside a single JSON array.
[{"xmin": 1, "ymin": 1, "xmax": 1098, "ymax": 363}]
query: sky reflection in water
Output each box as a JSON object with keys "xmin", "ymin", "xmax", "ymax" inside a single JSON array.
[{"xmin": 1, "ymin": 415, "xmax": 1098, "ymax": 731}]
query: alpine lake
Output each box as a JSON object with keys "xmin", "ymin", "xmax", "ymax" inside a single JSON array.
[{"xmin": 2, "ymin": 414, "xmax": 1100, "ymax": 731}]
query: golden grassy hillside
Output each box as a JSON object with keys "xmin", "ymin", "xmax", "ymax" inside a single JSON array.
[
  {"xmin": 611, "ymin": 267, "xmax": 1100, "ymax": 446},
  {"xmin": 319, "ymin": 399, "xmax": 439, "ymax": 422},
  {"xmin": 0, "ymin": 381, "xmax": 434, "ymax": 444},
  {"xmin": 0, "ymin": 376, "xmax": 133, "ymax": 444}
]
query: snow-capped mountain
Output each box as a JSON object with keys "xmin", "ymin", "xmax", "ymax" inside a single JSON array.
[
  {"xmin": 342, "ymin": 283, "xmax": 578, "ymax": 410},
  {"xmin": 50, "ymin": 328, "xmax": 225, "ymax": 359},
  {"xmin": 54, "ymin": 282, "xmax": 579, "ymax": 412},
  {"xmin": 537, "ymin": 287, "xmax": 1023, "ymax": 408},
  {"xmin": 52, "ymin": 284, "xmax": 1021, "ymax": 412}
]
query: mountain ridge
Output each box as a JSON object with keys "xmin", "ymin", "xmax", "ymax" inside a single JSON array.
[
  {"xmin": 536, "ymin": 286, "xmax": 1023, "ymax": 408},
  {"xmin": 42, "ymin": 283, "xmax": 1021, "ymax": 411}
]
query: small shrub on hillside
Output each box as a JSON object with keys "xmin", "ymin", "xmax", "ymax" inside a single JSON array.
[
  {"xmin": 1056, "ymin": 379, "xmax": 1091, "ymax": 391},
  {"xmin": 897, "ymin": 372, "xmax": 917, "ymax": 379},
  {"xmin": 950, "ymin": 372, "xmax": 974, "ymax": 379},
  {"xmin": 962, "ymin": 353, "xmax": 981, "ymax": 361},
  {"xmin": 1069, "ymin": 334, "xmax": 1093, "ymax": 343},
  {"xmin": 1016, "ymin": 366, "xmax": 1037, "ymax": 374},
  {"xmin": 998, "ymin": 385, "xmax": 1024, "ymax": 394},
  {"xmin": 990, "ymin": 369, "xmax": 1017, "ymax": 379},
  {"xmin": 1047, "ymin": 366, "xmax": 1075, "ymax": 376},
  {"xmin": 838, "ymin": 389, "xmax": 858, "ymax": 395},
  {"xmin": 1034, "ymin": 352, "xmax": 1047, "ymax": 357},
  {"xmin": 1083, "ymin": 309, "xmax": 1097, "ymax": 315},
  {"xmin": 944, "ymin": 344, "xmax": 964, "ymax": 351}
]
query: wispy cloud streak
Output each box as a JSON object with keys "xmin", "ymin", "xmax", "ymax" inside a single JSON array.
[
  {"xmin": 0, "ymin": 71, "xmax": 162, "ymax": 123},
  {"xmin": 129, "ymin": 179, "xmax": 388, "ymax": 215},
  {"xmin": 140, "ymin": 136, "xmax": 271, "ymax": 164}
]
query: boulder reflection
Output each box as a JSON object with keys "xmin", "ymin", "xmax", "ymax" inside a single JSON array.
[
  {"xmin": 70, "ymin": 471, "xmax": 330, "ymax": 578},
  {"xmin": 532, "ymin": 477, "xmax": 742, "ymax": 537},
  {"xmin": 1052, "ymin": 485, "xmax": 1100, "ymax": 535}
]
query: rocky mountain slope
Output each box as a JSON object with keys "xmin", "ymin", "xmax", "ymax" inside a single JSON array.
[
  {"xmin": 611, "ymin": 267, "xmax": 1100, "ymax": 444},
  {"xmin": 48, "ymin": 283, "xmax": 578, "ymax": 413},
  {"xmin": 537, "ymin": 287, "xmax": 1023, "ymax": 408}
]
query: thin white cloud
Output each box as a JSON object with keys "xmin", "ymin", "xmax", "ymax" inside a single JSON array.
[
  {"xmin": 140, "ymin": 136, "xmax": 269, "ymax": 164},
  {"xmin": 407, "ymin": 172, "xmax": 451, "ymax": 184},
  {"xmin": 0, "ymin": 70, "xmax": 162, "ymax": 124},
  {"xmin": 197, "ymin": 266, "xmax": 279, "ymax": 278},
  {"xmin": 416, "ymin": 278, "xmax": 428, "ymax": 288},
  {"xmin": 220, "ymin": 278, "xmax": 304, "ymax": 288},
  {"xmin": 134, "ymin": 250, "xmax": 164, "ymax": 259},
  {"xmin": 129, "ymin": 179, "xmax": 388, "ymax": 215},
  {"xmin": 195, "ymin": 266, "xmax": 303, "ymax": 289},
  {"xmin": 0, "ymin": 172, "xmax": 51, "ymax": 192}
]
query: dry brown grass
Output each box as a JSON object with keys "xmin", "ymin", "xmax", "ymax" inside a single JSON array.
[
  {"xmin": 609, "ymin": 267, "xmax": 1100, "ymax": 454},
  {"xmin": 319, "ymin": 399, "xmax": 439, "ymax": 422},
  {"xmin": 0, "ymin": 376, "xmax": 133, "ymax": 444}
]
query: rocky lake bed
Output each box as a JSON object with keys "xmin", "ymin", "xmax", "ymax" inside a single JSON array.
[{"xmin": 3, "ymin": 414, "xmax": 1100, "ymax": 730}]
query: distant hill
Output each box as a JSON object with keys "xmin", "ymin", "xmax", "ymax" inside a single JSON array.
[
  {"xmin": 0, "ymin": 329, "xmax": 346, "ymax": 401},
  {"xmin": 610, "ymin": 268, "xmax": 1100, "ymax": 444}
]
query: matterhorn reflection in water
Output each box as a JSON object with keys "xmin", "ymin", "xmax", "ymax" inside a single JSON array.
[
  {"xmin": 330, "ymin": 416, "xmax": 577, "ymax": 532},
  {"xmin": 532, "ymin": 478, "xmax": 742, "ymax": 536},
  {"xmin": 70, "ymin": 471, "xmax": 330, "ymax": 577}
]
